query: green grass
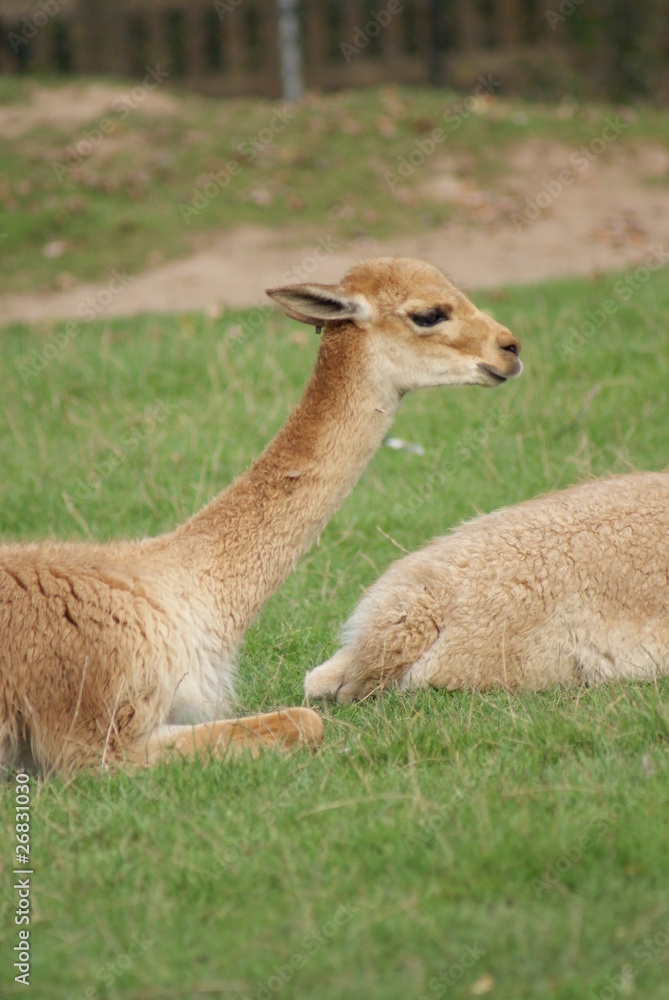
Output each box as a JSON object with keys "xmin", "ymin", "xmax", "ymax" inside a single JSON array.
[
  {"xmin": 2, "ymin": 77, "xmax": 669, "ymax": 294},
  {"xmin": 1, "ymin": 265, "xmax": 668, "ymax": 998}
]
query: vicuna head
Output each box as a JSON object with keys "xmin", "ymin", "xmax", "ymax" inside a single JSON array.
[{"xmin": 266, "ymin": 256, "xmax": 521, "ymax": 395}]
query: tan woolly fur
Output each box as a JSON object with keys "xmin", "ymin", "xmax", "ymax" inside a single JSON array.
[
  {"xmin": 0, "ymin": 257, "xmax": 521, "ymax": 772},
  {"xmin": 305, "ymin": 472, "xmax": 669, "ymax": 702}
]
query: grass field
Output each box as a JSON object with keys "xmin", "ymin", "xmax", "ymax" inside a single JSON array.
[{"xmin": 1, "ymin": 262, "xmax": 668, "ymax": 999}]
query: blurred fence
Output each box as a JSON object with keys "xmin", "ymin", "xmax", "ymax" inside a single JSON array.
[{"xmin": 1, "ymin": 0, "xmax": 668, "ymax": 101}]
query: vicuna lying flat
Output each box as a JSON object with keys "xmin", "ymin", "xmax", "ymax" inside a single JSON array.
[
  {"xmin": 305, "ymin": 473, "xmax": 669, "ymax": 701},
  {"xmin": 0, "ymin": 257, "xmax": 521, "ymax": 772}
]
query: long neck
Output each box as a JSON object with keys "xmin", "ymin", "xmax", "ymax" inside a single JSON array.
[{"xmin": 168, "ymin": 328, "xmax": 398, "ymax": 642}]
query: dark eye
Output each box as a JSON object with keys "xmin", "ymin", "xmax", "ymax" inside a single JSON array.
[{"xmin": 409, "ymin": 307, "xmax": 451, "ymax": 328}]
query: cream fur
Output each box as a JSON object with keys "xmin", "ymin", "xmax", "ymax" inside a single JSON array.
[
  {"xmin": 0, "ymin": 257, "xmax": 521, "ymax": 772},
  {"xmin": 305, "ymin": 473, "xmax": 669, "ymax": 701}
]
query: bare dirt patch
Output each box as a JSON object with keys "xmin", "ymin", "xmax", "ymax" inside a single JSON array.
[
  {"xmin": 0, "ymin": 80, "xmax": 180, "ymax": 138},
  {"xmin": 1, "ymin": 137, "xmax": 667, "ymax": 324}
]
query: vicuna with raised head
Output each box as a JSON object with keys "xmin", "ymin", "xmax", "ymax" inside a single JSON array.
[{"xmin": 0, "ymin": 257, "xmax": 521, "ymax": 771}]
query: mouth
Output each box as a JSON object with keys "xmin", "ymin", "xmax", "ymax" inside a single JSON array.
[
  {"xmin": 478, "ymin": 363, "xmax": 508, "ymax": 385},
  {"xmin": 478, "ymin": 359, "xmax": 522, "ymax": 385}
]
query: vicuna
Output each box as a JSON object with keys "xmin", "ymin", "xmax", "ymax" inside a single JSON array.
[
  {"xmin": 305, "ymin": 472, "xmax": 669, "ymax": 701},
  {"xmin": 0, "ymin": 257, "xmax": 520, "ymax": 772}
]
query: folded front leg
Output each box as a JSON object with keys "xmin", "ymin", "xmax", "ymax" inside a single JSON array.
[{"xmin": 130, "ymin": 708, "xmax": 324, "ymax": 764}]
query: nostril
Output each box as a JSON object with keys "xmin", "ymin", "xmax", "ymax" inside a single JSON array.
[{"xmin": 502, "ymin": 342, "xmax": 519, "ymax": 356}]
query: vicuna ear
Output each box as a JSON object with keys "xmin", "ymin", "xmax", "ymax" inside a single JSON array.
[{"xmin": 265, "ymin": 282, "xmax": 370, "ymax": 326}]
